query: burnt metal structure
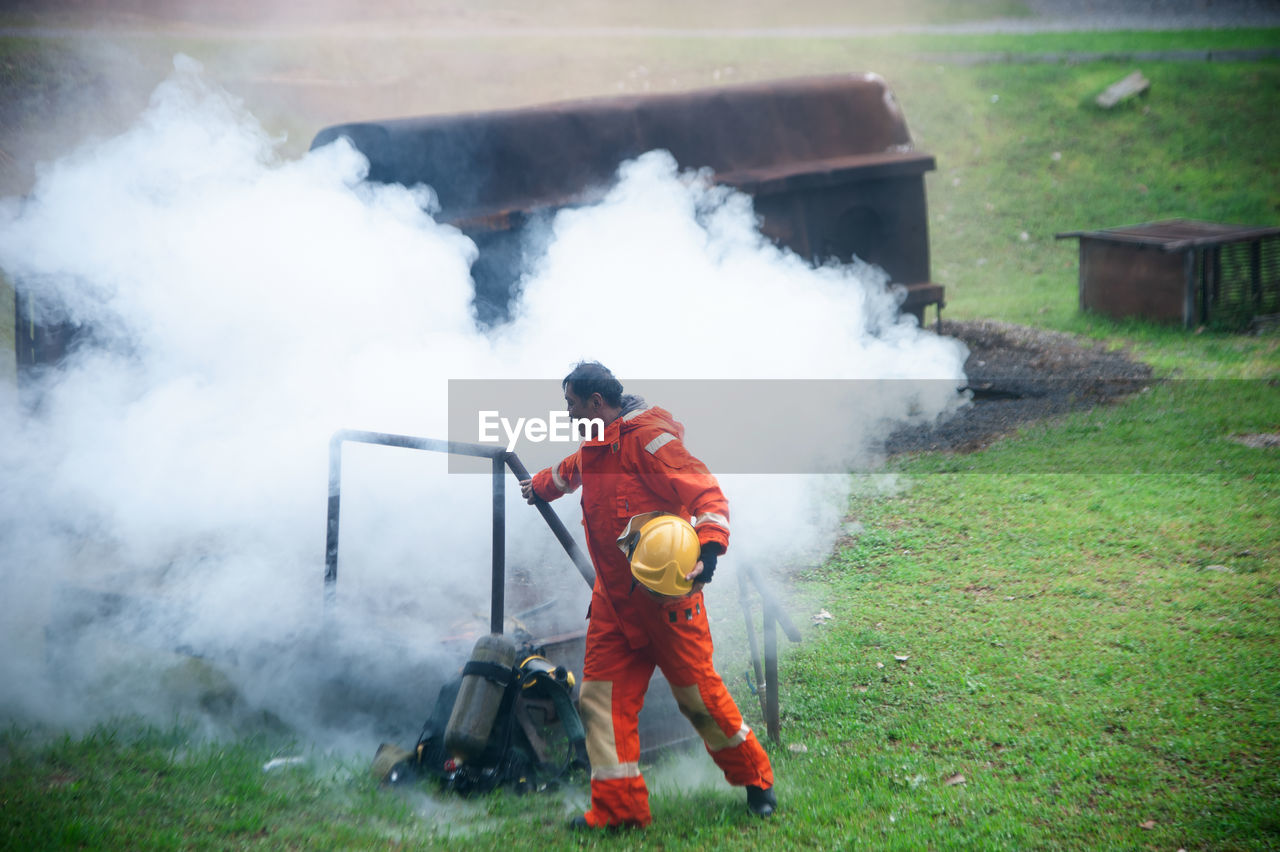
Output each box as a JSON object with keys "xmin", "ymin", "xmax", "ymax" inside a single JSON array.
[
  {"xmin": 324, "ymin": 429, "xmax": 595, "ymax": 631},
  {"xmin": 323, "ymin": 429, "xmax": 800, "ymax": 745},
  {"xmin": 11, "ymin": 74, "xmax": 946, "ymax": 389},
  {"xmin": 1057, "ymin": 219, "xmax": 1280, "ymax": 330},
  {"xmin": 13, "ymin": 291, "xmax": 74, "ymax": 373},
  {"xmin": 310, "ymin": 73, "xmax": 945, "ymax": 327},
  {"xmin": 13, "ymin": 287, "xmax": 81, "ymax": 404}
]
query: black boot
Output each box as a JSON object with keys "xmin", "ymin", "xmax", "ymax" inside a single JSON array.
[{"xmin": 746, "ymin": 785, "xmax": 777, "ymax": 817}]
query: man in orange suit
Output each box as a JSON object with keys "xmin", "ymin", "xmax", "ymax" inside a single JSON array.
[{"xmin": 520, "ymin": 361, "xmax": 775, "ymax": 829}]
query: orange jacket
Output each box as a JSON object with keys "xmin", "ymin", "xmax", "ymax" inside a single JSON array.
[{"xmin": 531, "ymin": 399, "xmax": 730, "ymax": 649}]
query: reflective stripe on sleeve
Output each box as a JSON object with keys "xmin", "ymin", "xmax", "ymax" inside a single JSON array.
[
  {"xmin": 694, "ymin": 512, "xmax": 729, "ymax": 531},
  {"xmin": 644, "ymin": 432, "xmax": 676, "ymax": 455},
  {"xmin": 551, "ymin": 466, "xmax": 569, "ymax": 493},
  {"xmin": 622, "ymin": 407, "xmax": 650, "ymax": 421}
]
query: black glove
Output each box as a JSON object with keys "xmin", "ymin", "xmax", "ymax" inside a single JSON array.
[{"xmin": 697, "ymin": 543, "xmax": 722, "ymax": 585}]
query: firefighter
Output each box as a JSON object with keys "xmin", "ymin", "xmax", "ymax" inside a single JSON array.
[{"xmin": 520, "ymin": 361, "xmax": 776, "ymax": 829}]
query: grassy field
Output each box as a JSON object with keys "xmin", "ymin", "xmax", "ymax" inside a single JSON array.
[
  {"xmin": 2, "ymin": 13, "xmax": 1280, "ymax": 852},
  {"xmin": 778, "ymin": 468, "xmax": 1279, "ymax": 850},
  {"xmin": 4, "ymin": 373, "xmax": 1277, "ymax": 851}
]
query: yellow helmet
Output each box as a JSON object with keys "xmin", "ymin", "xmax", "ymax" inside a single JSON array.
[{"xmin": 618, "ymin": 513, "xmax": 699, "ymax": 597}]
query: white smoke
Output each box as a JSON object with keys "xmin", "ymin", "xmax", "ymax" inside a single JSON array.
[
  {"xmin": 498, "ymin": 151, "xmax": 965, "ymax": 572},
  {"xmin": 0, "ymin": 57, "xmax": 965, "ymax": 743}
]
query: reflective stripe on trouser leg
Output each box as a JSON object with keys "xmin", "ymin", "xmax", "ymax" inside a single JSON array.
[
  {"xmin": 580, "ymin": 681, "xmax": 639, "ymax": 779},
  {"xmin": 669, "ymin": 681, "xmax": 775, "ymax": 789},
  {"xmin": 669, "ymin": 682, "xmax": 748, "ymax": 749},
  {"xmin": 578, "ymin": 679, "xmax": 651, "ymax": 827}
]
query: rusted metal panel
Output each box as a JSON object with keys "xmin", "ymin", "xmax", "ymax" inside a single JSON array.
[
  {"xmin": 748, "ymin": 168, "xmax": 934, "ymax": 283},
  {"xmin": 313, "ymin": 74, "xmax": 920, "ymax": 223},
  {"xmin": 13, "ymin": 75, "xmax": 947, "ymax": 383},
  {"xmin": 1077, "ymin": 238, "xmax": 1191, "ymax": 325},
  {"xmin": 311, "ymin": 73, "xmax": 942, "ymax": 325},
  {"xmin": 716, "ymin": 150, "xmax": 935, "ymax": 196},
  {"xmin": 13, "ymin": 289, "xmax": 81, "ymax": 400},
  {"xmin": 1060, "ymin": 219, "xmax": 1280, "ymax": 251}
]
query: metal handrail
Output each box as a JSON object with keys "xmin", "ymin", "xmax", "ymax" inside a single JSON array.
[
  {"xmin": 323, "ymin": 428, "xmax": 799, "ymax": 739},
  {"xmin": 324, "ymin": 429, "xmax": 593, "ymax": 634}
]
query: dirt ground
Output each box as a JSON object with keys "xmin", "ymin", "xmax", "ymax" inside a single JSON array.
[{"xmin": 887, "ymin": 320, "xmax": 1154, "ymax": 454}]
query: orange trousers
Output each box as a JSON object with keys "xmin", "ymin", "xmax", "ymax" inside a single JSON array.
[{"xmin": 577, "ymin": 589, "xmax": 774, "ymax": 827}]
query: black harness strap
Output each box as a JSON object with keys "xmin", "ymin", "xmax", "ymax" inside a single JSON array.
[{"xmin": 462, "ymin": 660, "xmax": 516, "ymax": 686}]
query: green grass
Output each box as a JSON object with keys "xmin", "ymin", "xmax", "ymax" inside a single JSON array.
[
  {"xmin": 900, "ymin": 377, "xmax": 1280, "ymax": 474},
  {"xmin": 3, "ymin": 18, "xmax": 1280, "ymax": 852},
  {"xmin": 784, "ymin": 468, "xmax": 1279, "ymax": 850},
  {"xmin": 900, "ymin": 59, "xmax": 1280, "ymax": 327},
  {"xmin": 897, "ymin": 27, "xmax": 1280, "ymax": 55},
  {"xmin": 5, "ymin": 385, "xmax": 1276, "ymax": 850},
  {"xmin": 0, "ymin": 725, "xmax": 428, "ymax": 850}
]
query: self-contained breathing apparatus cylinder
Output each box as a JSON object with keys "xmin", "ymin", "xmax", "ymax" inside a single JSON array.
[{"xmin": 444, "ymin": 633, "xmax": 518, "ymax": 761}]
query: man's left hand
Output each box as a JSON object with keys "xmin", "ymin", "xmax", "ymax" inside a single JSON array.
[
  {"xmin": 687, "ymin": 544, "xmax": 719, "ymax": 587},
  {"xmin": 684, "ymin": 561, "xmax": 706, "ymax": 596}
]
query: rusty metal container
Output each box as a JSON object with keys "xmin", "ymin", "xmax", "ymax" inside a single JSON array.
[
  {"xmin": 1056, "ymin": 219, "xmax": 1280, "ymax": 330},
  {"xmin": 310, "ymin": 73, "xmax": 944, "ymax": 326},
  {"xmin": 12, "ymin": 74, "xmax": 947, "ymax": 390}
]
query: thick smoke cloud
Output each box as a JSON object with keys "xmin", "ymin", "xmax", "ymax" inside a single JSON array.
[{"xmin": 0, "ymin": 57, "xmax": 965, "ymax": 744}]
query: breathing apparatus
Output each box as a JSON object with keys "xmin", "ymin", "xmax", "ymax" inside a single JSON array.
[{"xmin": 373, "ymin": 633, "xmax": 586, "ymax": 795}]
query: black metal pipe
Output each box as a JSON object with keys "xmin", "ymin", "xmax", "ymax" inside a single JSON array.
[
  {"xmin": 744, "ymin": 562, "xmax": 801, "ymax": 644},
  {"xmin": 324, "ymin": 431, "xmax": 347, "ymax": 607},
  {"xmin": 332, "ymin": 428, "xmax": 508, "ymax": 459},
  {"xmin": 323, "ymin": 431, "xmax": 506, "ymax": 612},
  {"xmin": 325, "ymin": 431, "xmax": 504, "ymax": 606},
  {"xmin": 763, "ymin": 598, "xmax": 780, "ymax": 743},
  {"xmin": 1251, "ymin": 239, "xmax": 1263, "ymax": 310},
  {"xmin": 738, "ymin": 568, "xmax": 768, "ymax": 724},
  {"xmin": 503, "ymin": 453, "xmax": 596, "ymax": 589},
  {"xmin": 740, "ymin": 560, "xmax": 800, "ymax": 742},
  {"xmin": 491, "ymin": 455, "xmax": 505, "ymax": 634},
  {"xmin": 323, "ymin": 431, "xmax": 595, "ymax": 626},
  {"xmin": 770, "ymin": 596, "xmax": 802, "ymax": 645},
  {"xmin": 1186, "ymin": 249, "xmax": 1199, "ymax": 328}
]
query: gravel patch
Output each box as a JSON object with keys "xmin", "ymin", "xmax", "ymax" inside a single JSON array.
[{"xmin": 888, "ymin": 320, "xmax": 1155, "ymax": 455}]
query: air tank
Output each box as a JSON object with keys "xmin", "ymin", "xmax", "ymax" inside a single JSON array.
[{"xmin": 444, "ymin": 633, "xmax": 518, "ymax": 760}]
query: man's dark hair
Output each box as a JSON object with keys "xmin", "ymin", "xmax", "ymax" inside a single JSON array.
[{"xmin": 563, "ymin": 361, "xmax": 623, "ymax": 408}]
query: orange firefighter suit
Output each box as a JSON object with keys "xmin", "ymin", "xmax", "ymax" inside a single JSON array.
[{"xmin": 529, "ymin": 398, "xmax": 774, "ymax": 827}]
